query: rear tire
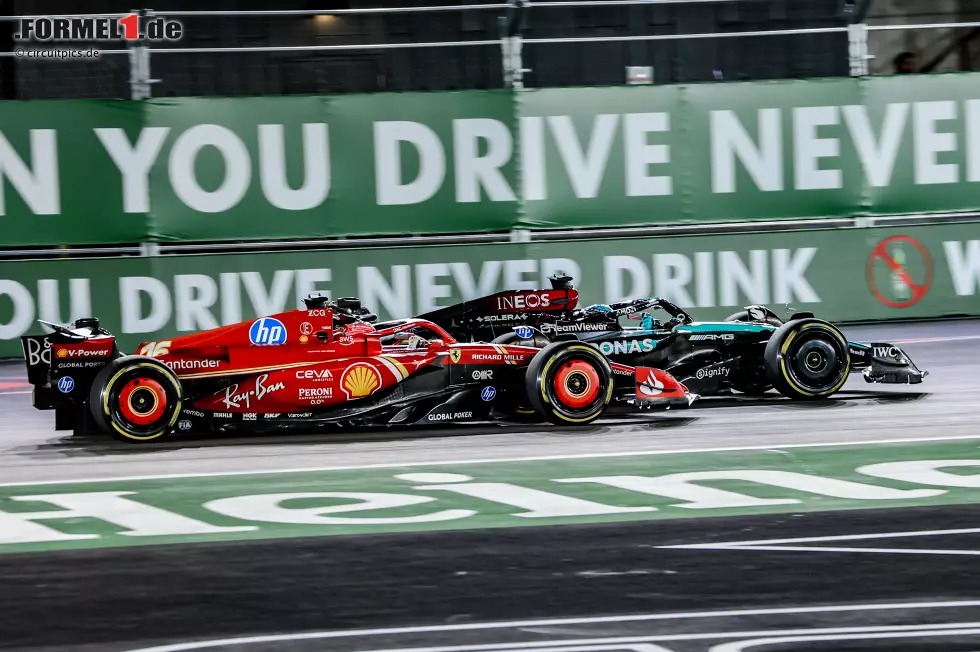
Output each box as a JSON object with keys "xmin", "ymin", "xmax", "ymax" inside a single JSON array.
[
  {"xmin": 89, "ymin": 356, "xmax": 183, "ymax": 443},
  {"xmin": 525, "ymin": 341, "xmax": 613, "ymax": 425},
  {"xmin": 764, "ymin": 319, "xmax": 850, "ymax": 400},
  {"xmin": 492, "ymin": 329, "xmax": 552, "ymax": 421}
]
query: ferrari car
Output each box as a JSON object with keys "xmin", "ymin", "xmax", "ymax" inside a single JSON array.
[
  {"xmin": 418, "ymin": 274, "xmax": 927, "ymax": 401},
  {"xmin": 20, "ymin": 295, "xmax": 692, "ymax": 443}
]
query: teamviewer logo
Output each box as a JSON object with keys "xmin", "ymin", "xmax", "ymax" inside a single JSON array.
[{"xmin": 15, "ymin": 14, "xmax": 183, "ymax": 42}]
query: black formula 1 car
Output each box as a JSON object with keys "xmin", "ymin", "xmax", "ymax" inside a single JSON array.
[{"xmin": 418, "ymin": 274, "xmax": 927, "ymax": 401}]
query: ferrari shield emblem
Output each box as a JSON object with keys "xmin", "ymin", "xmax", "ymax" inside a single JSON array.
[{"xmin": 449, "ymin": 348, "xmax": 462, "ymax": 364}]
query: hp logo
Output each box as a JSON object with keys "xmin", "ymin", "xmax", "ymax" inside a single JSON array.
[
  {"xmin": 249, "ymin": 318, "xmax": 287, "ymax": 346},
  {"xmin": 57, "ymin": 376, "xmax": 75, "ymax": 393},
  {"xmin": 513, "ymin": 326, "xmax": 534, "ymax": 340},
  {"xmin": 480, "ymin": 386, "xmax": 497, "ymax": 402}
]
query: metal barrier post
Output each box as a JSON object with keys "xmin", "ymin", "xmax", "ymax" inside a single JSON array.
[
  {"xmin": 848, "ymin": 22, "xmax": 870, "ymax": 76},
  {"xmin": 128, "ymin": 9, "xmax": 157, "ymax": 99}
]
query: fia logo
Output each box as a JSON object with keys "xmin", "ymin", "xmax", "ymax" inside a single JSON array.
[
  {"xmin": 57, "ymin": 376, "xmax": 75, "ymax": 393},
  {"xmin": 481, "ymin": 386, "xmax": 497, "ymax": 401},
  {"xmin": 513, "ymin": 326, "xmax": 534, "ymax": 340},
  {"xmin": 249, "ymin": 318, "xmax": 287, "ymax": 346}
]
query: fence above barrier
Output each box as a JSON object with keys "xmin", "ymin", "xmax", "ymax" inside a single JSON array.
[{"xmin": 1, "ymin": 71, "xmax": 980, "ymax": 247}]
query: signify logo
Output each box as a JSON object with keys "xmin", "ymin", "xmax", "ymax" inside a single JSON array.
[{"xmin": 15, "ymin": 14, "xmax": 183, "ymax": 42}]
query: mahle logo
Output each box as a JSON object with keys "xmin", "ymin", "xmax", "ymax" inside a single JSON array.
[{"xmin": 15, "ymin": 14, "xmax": 183, "ymax": 42}]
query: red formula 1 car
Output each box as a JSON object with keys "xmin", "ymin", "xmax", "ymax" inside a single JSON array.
[{"xmin": 21, "ymin": 295, "xmax": 693, "ymax": 443}]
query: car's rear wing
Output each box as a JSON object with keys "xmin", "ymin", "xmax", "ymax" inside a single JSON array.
[
  {"xmin": 418, "ymin": 287, "xmax": 580, "ymax": 342},
  {"xmin": 21, "ymin": 318, "xmax": 119, "ymax": 414}
]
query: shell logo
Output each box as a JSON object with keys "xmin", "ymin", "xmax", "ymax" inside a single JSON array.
[
  {"xmin": 341, "ymin": 363, "xmax": 382, "ymax": 399},
  {"xmin": 56, "ymin": 348, "xmax": 68, "ymax": 358}
]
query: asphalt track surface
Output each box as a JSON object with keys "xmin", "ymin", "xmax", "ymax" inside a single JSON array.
[
  {"xmin": 1, "ymin": 320, "xmax": 977, "ymax": 485},
  {"xmin": 2, "ymin": 319, "xmax": 980, "ymax": 652}
]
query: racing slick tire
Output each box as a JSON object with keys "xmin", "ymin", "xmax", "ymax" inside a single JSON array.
[
  {"xmin": 89, "ymin": 355, "xmax": 183, "ymax": 443},
  {"xmin": 764, "ymin": 318, "xmax": 850, "ymax": 400},
  {"xmin": 492, "ymin": 328, "xmax": 553, "ymax": 420},
  {"xmin": 525, "ymin": 341, "xmax": 613, "ymax": 426}
]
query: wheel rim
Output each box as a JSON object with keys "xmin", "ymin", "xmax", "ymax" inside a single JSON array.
[
  {"xmin": 543, "ymin": 352, "xmax": 608, "ymax": 420},
  {"xmin": 553, "ymin": 360, "xmax": 600, "ymax": 409},
  {"xmin": 105, "ymin": 366, "xmax": 181, "ymax": 438},
  {"xmin": 784, "ymin": 330, "xmax": 847, "ymax": 393},
  {"xmin": 119, "ymin": 378, "xmax": 167, "ymax": 425}
]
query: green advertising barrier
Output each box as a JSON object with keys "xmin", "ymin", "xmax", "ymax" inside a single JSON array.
[
  {"xmin": 1, "ymin": 222, "xmax": 977, "ymax": 358},
  {"xmin": 1, "ymin": 73, "xmax": 980, "ymax": 245}
]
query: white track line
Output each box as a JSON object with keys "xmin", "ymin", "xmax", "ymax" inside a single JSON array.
[
  {"xmin": 120, "ymin": 603, "xmax": 980, "ymax": 652},
  {"xmin": 659, "ymin": 526, "xmax": 980, "ymax": 557},
  {"xmin": 2, "ymin": 433, "xmax": 979, "ymax": 488},
  {"xmin": 711, "ymin": 626, "xmax": 980, "ymax": 651}
]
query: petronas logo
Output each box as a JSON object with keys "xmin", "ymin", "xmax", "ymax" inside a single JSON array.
[{"xmin": 341, "ymin": 363, "xmax": 381, "ymax": 399}]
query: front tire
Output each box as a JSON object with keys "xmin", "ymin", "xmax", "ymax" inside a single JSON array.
[
  {"xmin": 764, "ymin": 319, "xmax": 850, "ymax": 400},
  {"xmin": 525, "ymin": 341, "xmax": 613, "ymax": 425},
  {"xmin": 89, "ymin": 356, "xmax": 183, "ymax": 443}
]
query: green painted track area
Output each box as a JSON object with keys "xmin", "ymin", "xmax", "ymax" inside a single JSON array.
[{"xmin": 4, "ymin": 437, "xmax": 980, "ymax": 554}]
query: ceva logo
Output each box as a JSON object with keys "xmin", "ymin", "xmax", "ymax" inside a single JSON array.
[{"xmin": 249, "ymin": 318, "xmax": 287, "ymax": 346}]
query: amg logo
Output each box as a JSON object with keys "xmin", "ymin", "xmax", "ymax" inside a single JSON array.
[
  {"xmin": 496, "ymin": 294, "xmax": 551, "ymax": 311},
  {"xmin": 299, "ymin": 387, "xmax": 333, "ymax": 398},
  {"xmin": 688, "ymin": 334, "xmax": 735, "ymax": 341}
]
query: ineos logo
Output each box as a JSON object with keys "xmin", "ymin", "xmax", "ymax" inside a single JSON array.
[{"xmin": 497, "ymin": 293, "xmax": 551, "ymax": 310}]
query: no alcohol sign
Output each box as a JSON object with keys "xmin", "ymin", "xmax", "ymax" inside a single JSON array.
[{"xmin": 866, "ymin": 235, "xmax": 933, "ymax": 308}]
